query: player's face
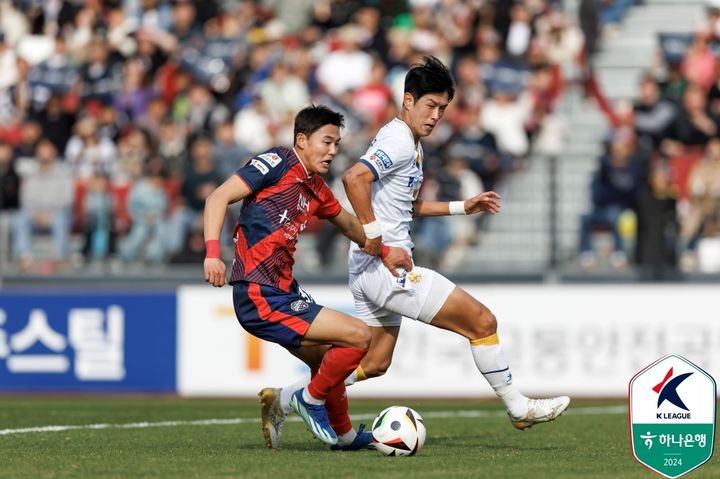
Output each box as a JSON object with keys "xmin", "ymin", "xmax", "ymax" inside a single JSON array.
[
  {"xmin": 405, "ymin": 92, "xmax": 450, "ymax": 138},
  {"xmin": 298, "ymin": 124, "xmax": 341, "ymax": 175}
]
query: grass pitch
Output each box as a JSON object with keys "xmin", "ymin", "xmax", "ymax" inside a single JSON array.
[{"xmin": 0, "ymin": 397, "xmax": 717, "ymax": 479}]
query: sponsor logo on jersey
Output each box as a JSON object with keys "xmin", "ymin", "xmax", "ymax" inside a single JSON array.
[
  {"xmin": 290, "ymin": 300, "xmax": 309, "ymax": 312},
  {"xmin": 297, "ymin": 194, "xmax": 310, "ymax": 213},
  {"xmin": 257, "ymin": 152, "xmax": 282, "ymax": 167},
  {"xmin": 250, "ymin": 159, "xmax": 269, "ymax": 175},
  {"xmin": 370, "ymin": 149, "xmax": 393, "ymax": 170}
]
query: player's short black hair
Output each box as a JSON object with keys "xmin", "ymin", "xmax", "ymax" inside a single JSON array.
[
  {"xmin": 404, "ymin": 56, "xmax": 455, "ymax": 102},
  {"xmin": 293, "ymin": 105, "xmax": 345, "ymax": 143}
]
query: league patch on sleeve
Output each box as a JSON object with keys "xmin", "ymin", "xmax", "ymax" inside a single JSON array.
[
  {"xmin": 257, "ymin": 152, "xmax": 282, "ymax": 167},
  {"xmin": 369, "ymin": 149, "xmax": 393, "ymax": 171},
  {"xmin": 250, "ymin": 158, "xmax": 269, "ymax": 175}
]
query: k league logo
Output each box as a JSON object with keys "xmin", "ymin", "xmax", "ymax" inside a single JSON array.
[
  {"xmin": 629, "ymin": 354, "xmax": 717, "ymax": 478},
  {"xmin": 654, "ymin": 367, "xmax": 692, "ymax": 418}
]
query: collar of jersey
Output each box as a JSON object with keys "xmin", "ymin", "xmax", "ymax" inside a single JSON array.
[
  {"xmin": 393, "ymin": 117, "xmax": 417, "ymax": 145},
  {"xmin": 293, "ymin": 147, "xmax": 311, "ymax": 179}
]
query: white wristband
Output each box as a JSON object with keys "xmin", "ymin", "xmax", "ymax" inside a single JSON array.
[
  {"xmin": 362, "ymin": 221, "xmax": 382, "ymax": 239},
  {"xmin": 449, "ymin": 201, "xmax": 466, "ymax": 215}
]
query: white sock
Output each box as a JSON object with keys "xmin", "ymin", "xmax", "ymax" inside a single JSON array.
[
  {"xmin": 280, "ymin": 375, "xmax": 310, "ymax": 413},
  {"xmin": 470, "ymin": 335, "xmax": 528, "ymax": 418},
  {"xmin": 302, "ymin": 387, "xmax": 324, "ymax": 405},
  {"xmin": 344, "ymin": 371, "xmax": 357, "ymax": 387},
  {"xmin": 336, "ymin": 429, "xmax": 358, "ymax": 447},
  {"xmin": 344, "ymin": 365, "xmax": 366, "ymax": 387}
]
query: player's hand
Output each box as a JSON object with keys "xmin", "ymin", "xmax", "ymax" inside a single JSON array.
[
  {"xmin": 362, "ymin": 236, "xmax": 382, "ymax": 257},
  {"xmin": 463, "ymin": 191, "xmax": 500, "ymax": 215},
  {"xmin": 204, "ymin": 258, "xmax": 226, "ymax": 287},
  {"xmin": 382, "ymin": 247, "xmax": 414, "ymax": 277}
]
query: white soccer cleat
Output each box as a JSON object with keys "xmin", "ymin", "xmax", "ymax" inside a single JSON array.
[
  {"xmin": 259, "ymin": 387, "xmax": 287, "ymax": 448},
  {"xmin": 510, "ymin": 396, "xmax": 571, "ymax": 430}
]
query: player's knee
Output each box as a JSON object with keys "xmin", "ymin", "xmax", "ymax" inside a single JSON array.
[
  {"xmin": 347, "ymin": 322, "xmax": 372, "ymax": 350},
  {"xmin": 470, "ymin": 306, "xmax": 497, "ymax": 339}
]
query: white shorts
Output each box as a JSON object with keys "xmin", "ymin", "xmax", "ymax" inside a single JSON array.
[{"xmin": 349, "ymin": 258, "xmax": 456, "ymax": 328}]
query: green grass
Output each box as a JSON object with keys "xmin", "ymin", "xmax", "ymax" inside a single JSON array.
[{"xmin": 0, "ymin": 397, "xmax": 717, "ymax": 479}]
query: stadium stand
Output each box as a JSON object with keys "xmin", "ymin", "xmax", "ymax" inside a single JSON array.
[{"xmin": 0, "ymin": 0, "xmax": 718, "ymax": 283}]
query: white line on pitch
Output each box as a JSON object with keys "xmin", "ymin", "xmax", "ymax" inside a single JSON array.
[{"xmin": 0, "ymin": 405, "xmax": 626, "ymax": 436}]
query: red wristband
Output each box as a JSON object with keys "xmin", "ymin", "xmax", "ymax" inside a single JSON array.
[
  {"xmin": 205, "ymin": 240, "xmax": 221, "ymax": 259},
  {"xmin": 380, "ymin": 244, "xmax": 390, "ymax": 260}
]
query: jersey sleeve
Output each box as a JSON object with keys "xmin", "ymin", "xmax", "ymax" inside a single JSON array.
[
  {"xmin": 235, "ymin": 148, "xmax": 287, "ymax": 192},
  {"xmin": 358, "ymin": 134, "xmax": 415, "ymax": 181},
  {"xmin": 314, "ymin": 180, "xmax": 342, "ymax": 219}
]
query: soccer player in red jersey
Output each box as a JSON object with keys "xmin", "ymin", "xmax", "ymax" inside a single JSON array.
[{"xmin": 203, "ymin": 105, "xmax": 411, "ymax": 448}]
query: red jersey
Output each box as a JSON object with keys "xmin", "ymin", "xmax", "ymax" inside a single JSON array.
[{"xmin": 229, "ymin": 146, "xmax": 341, "ymax": 291}]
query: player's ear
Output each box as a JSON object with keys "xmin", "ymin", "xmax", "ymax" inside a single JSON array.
[
  {"xmin": 403, "ymin": 92, "xmax": 414, "ymax": 110},
  {"xmin": 295, "ymin": 132, "xmax": 307, "ymax": 149}
]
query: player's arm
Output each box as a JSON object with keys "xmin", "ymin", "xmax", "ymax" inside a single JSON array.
[
  {"xmin": 203, "ymin": 175, "xmax": 252, "ymax": 287},
  {"xmin": 413, "ymin": 191, "xmax": 501, "ymax": 217},
  {"xmin": 328, "ymin": 208, "xmax": 413, "ymax": 276},
  {"xmin": 342, "ymin": 162, "xmax": 382, "ymax": 256}
]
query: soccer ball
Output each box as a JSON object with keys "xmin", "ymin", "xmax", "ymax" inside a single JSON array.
[{"xmin": 371, "ymin": 405, "xmax": 426, "ymax": 456}]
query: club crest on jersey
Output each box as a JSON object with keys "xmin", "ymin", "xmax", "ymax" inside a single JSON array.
[
  {"xmin": 257, "ymin": 152, "xmax": 282, "ymax": 167},
  {"xmin": 250, "ymin": 159, "xmax": 269, "ymax": 175},
  {"xmin": 290, "ymin": 300, "xmax": 309, "ymax": 312},
  {"xmin": 370, "ymin": 149, "xmax": 393, "ymax": 170},
  {"xmin": 407, "ymin": 271, "xmax": 422, "ymax": 284}
]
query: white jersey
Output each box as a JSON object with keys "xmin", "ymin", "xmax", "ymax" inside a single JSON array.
[{"xmin": 348, "ymin": 117, "xmax": 424, "ymax": 274}]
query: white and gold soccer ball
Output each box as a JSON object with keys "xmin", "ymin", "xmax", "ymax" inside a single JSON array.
[{"xmin": 371, "ymin": 405, "xmax": 426, "ymax": 456}]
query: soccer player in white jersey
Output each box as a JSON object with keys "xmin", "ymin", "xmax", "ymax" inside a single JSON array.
[{"xmin": 260, "ymin": 57, "xmax": 569, "ymax": 448}]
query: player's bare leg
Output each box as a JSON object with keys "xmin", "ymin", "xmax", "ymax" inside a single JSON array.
[
  {"xmin": 430, "ymin": 287, "xmax": 570, "ymax": 430},
  {"xmin": 345, "ymin": 325, "xmax": 401, "ymax": 386}
]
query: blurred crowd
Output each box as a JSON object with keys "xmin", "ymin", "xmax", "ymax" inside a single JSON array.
[
  {"xmin": 578, "ymin": 0, "xmax": 720, "ymax": 277},
  {"xmin": 0, "ymin": 0, "xmax": 628, "ymax": 274}
]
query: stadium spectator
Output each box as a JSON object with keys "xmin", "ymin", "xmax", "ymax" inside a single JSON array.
[
  {"xmin": 167, "ymin": 135, "xmax": 223, "ymax": 261},
  {"xmin": 680, "ymin": 29, "xmax": 717, "ymax": 93},
  {"xmin": 0, "ymin": 141, "xmax": 19, "ymax": 212},
  {"xmin": 213, "ymin": 119, "xmax": 250, "ymax": 180},
  {"xmin": 633, "ymin": 73, "xmax": 677, "ymax": 149},
  {"xmin": 315, "ymin": 24, "xmax": 373, "ymax": 97},
  {"xmin": 157, "ymin": 117, "xmax": 187, "ymax": 180},
  {"xmin": 481, "ymin": 82, "xmax": 532, "ymax": 158},
  {"xmin": 32, "ymin": 94, "xmax": 75, "ymax": 155},
  {"xmin": 0, "ymin": 140, "xmax": 19, "ymax": 266},
  {"xmin": 663, "ymin": 83, "xmax": 720, "ymax": 152},
  {"xmin": 233, "ymin": 95, "xmax": 277, "ymax": 153},
  {"xmin": 79, "ymin": 36, "xmax": 122, "ymax": 107},
  {"xmin": 64, "ymin": 115, "xmax": 118, "ymax": 181},
  {"xmin": 0, "ymin": 32, "xmax": 19, "ymax": 92},
  {"xmin": 635, "ymin": 160, "xmax": 679, "ymax": 279},
  {"xmin": 81, "ymin": 171, "xmax": 113, "ymax": 263},
  {"xmin": 114, "ymin": 126, "xmax": 152, "ymax": 184},
  {"xmin": 10, "ymin": 139, "xmax": 73, "ymax": 271},
  {"xmin": 114, "ymin": 57, "xmax": 156, "ymax": 124},
  {"xmin": 13, "ymin": 120, "xmax": 42, "ymax": 164},
  {"xmin": 579, "ymin": 128, "xmax": 646, "ymax": 270},
  {"xmin": 119, "ymin": 161, "xmax": 169, "ymax": 265},
  {"xmin": 257, "ymin": 59, "xmax": 311, "ymax": 121},
  {"xmin": 679, "ymin": 138, "xmax": 720, "ymax": 268}
]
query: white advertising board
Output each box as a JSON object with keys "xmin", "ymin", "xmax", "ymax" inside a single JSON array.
[{"xmin": 178, "ymin": 284, "xmax": 720, "ymax": 398}]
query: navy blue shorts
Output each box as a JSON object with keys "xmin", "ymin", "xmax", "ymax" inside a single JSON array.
[{"xmin": 232, "ymin": 280, "xmax": 324, "ymax": 349}]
